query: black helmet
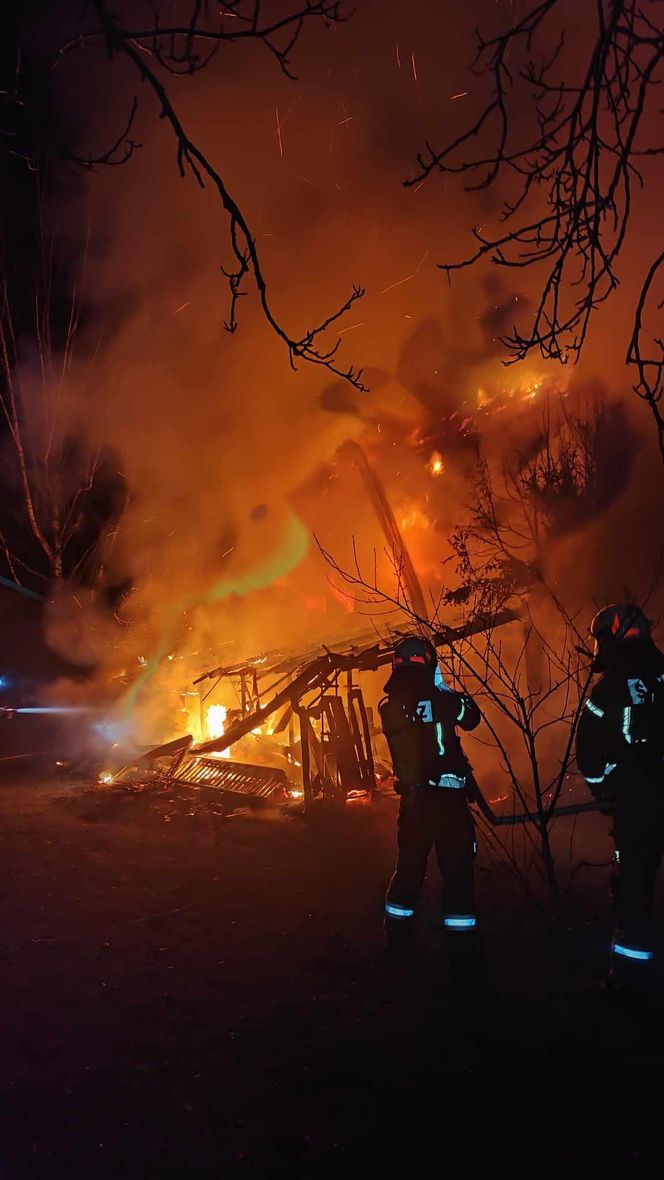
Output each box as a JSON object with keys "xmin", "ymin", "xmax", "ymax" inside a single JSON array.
[
  {"xmin": 392, "ymin": 634, "xmax": 437, "ymax": 671},
  {"xmin": 590, "ymin": 603, "xmax": 651, "ymax": 650},
  {"xmin": 589, "ymin": 604, "xmax": 651, "ymax": 670}
]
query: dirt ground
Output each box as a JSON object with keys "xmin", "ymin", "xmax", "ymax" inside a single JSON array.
[{"xmin": 0, "ymin": 772, "xmax": 661, "ymax": 1177}]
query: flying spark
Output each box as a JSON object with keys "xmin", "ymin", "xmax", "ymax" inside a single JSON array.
[
  {"xmin": 338, "ymin": 103, "xmax": 353, "ymax": 128},
  {"xmin": 379, "ymin": 250, "xmax": 429, "ymax": 296}
]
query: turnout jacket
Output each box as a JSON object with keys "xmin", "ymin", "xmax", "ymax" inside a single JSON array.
[
  {"xmin": 380, "ymin": 670, "xmax": 481, "ymax": 790},
  {"xmin": 576, "ymin": 640, "xmax": 664, "ymax": 798}
]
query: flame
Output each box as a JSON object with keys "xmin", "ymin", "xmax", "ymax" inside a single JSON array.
[
  {"xmin": 206, "ymin": 703, "xmax": 227, "ymax": 738},
  {"xmin": 206, "ymin": 703, "xmax": 232, "ymax": 757},
  {"xmin": 428, "ymin": 451, "xmax": 445, "ymax": 477},
  {"xmin": 98, "ymin": 771, "xmax": 113, "ymax": 785},
  {"xmin": 399, "ymin": 501, "xmax": 430, "ymax": 532},
  {"xmin": 251, "ymin": 721, "xmax": 276, "ymax": 737},
  {"xmin": 521, "ymin": 379, "xmax": 541, "ymax": 402},
  {"xmin": 476, "ymin": 372, "xmax": 548, "ymax": 411}
]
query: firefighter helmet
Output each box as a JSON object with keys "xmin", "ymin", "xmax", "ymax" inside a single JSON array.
[
  {"xmin": 590, "ymin": 603, "xmax": 651, "ymax": 653},
  {"xmin": 391, "ymin": 634, "xmax": 437, "ymax": 670}
]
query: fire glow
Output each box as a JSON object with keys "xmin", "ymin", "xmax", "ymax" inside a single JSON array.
[
  {"xmin": 206, "ymin": 704, "xmax": 228, "ymax": 740},
  {"xmin": 399, "ymin": 502, "xmax": 431, "ymax": 533},
  {"xmin": 90, "ymin": 362, "xmax": 570, "ymax": 770},
  {"xmin": 428, "ymin": 451, "xmax": 445, "ymax": 477},
  {"xmin": 206, "ymin": 703, "xmax": 232, "ymax": 757},
  {"xmin": 476, "ymin": 373, "xmax": 550, "ymax": 411}
]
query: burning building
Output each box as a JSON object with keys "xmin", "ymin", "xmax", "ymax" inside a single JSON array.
[
  {"xmin": 111, "ymin": 609, "xmax": 519, "ymax": 810},
  {"xmin": 0, "ymin": 1, "xmax": 661, "ymax": 822}
]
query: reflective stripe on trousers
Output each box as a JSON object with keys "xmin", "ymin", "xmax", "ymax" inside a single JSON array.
[
  {"xmin": 611, "ymin": 935, "xmax": 654, "ymax": 962},
  {"xmin": 384, "ymin": 902, "xmax": 415, "ymax": 920},
  {"xmin": 443, "ymin": 914, "xmax": 476, "ymax": 930}
]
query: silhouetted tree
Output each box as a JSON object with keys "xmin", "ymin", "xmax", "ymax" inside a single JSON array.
[
  {"xmin": 0, "ymin": 228, "xmax": 125, "ymax": 589},
  {"xmin": 408, "ymin": 1, "xmax": 664, "ymax": 458},
  {"xmin": 319, "ymin": 405, "xmax": 615, "ymax": 910},
  {"xmin": 6, "ymin": 2, "xmax": 365, "ymax": 388}
]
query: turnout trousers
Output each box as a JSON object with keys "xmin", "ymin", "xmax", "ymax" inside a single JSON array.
[
  {"xmin": 610, "ymin": 774, "xmax": 664, "ymax": 959},
  {"xmin": 385, "ymin": 787, "xmax": 476, "ymax": 926}
]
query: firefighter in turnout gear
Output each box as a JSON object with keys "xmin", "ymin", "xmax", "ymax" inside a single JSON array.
[
  {"xmin": 576, "ymin": 603, "xmax": 664, "ymax": 986},
  {"xmin": 379, "ymin": 634, "xmax": 481, "ymax": 956}
]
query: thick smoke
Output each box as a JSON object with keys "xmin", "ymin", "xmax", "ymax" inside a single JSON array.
[{"xmin": 33, "ymin": 0, "xmax": 663, "ymax": 747}]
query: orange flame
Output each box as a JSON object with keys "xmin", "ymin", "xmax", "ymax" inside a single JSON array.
[
  {"xmin": 206, "ymin": 704, "xmax": 232, "ymax": 757},
  {"xmin": 428, "ymin": 451, "xmax": 445, "ymax": 477}
]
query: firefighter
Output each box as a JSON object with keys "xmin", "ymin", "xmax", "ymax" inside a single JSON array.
[
  {"xmin": 379, "ymin": 634, "xmax": 481, "ymax": 958},
  {"xmin": 576, "ymin": 603, "xmax": 664, "ymax": 989}
]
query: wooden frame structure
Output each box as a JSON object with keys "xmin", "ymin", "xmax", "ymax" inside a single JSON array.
[{"xmin": 115, "ymin": 610, "xmax": 519, "ymax": 809}]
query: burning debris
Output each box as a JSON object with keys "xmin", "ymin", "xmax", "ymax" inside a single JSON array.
[{"xmin": 111, "ymin": 611, "xmax": 519, "ymax": 811}]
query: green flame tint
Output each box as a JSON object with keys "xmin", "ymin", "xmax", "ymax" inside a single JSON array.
[
  {"xmin": 122, "ymin": 628, "xmax": 174, "ymax": 718},
  {"xmin": 121, "ymin": 511, "xmax": 310, "ymax": 718},
  {"xmin": 205, "ymin": 511, "xmax": 309, "ymax": 603}
]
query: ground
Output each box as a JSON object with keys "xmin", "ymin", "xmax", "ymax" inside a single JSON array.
[{"xmin": 0, "ymin": 772, "xmax": 661, "ymax": 1177}]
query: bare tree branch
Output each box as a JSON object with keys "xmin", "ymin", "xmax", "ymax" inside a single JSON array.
[
  {"xmin": 68, "ymin": 96, "xmax": 141, "ymax": 169},
  {"xmin": 408, "ymin": 0, "xmax": 664, "ymax": 455},
  {"xmin": 317, "ymin": 403, "xmax": 611, "ymax": 910},
  {"xmin": 0, "ymin": 228, "xmax": 121, "ymax": 587},
  {"xmin": 627, "ymin": 247, "xmax": 664, "ymax": 460},
  {"xmin": 60, "ymin": 0, "xmax": 366, "ymax": 389}
]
